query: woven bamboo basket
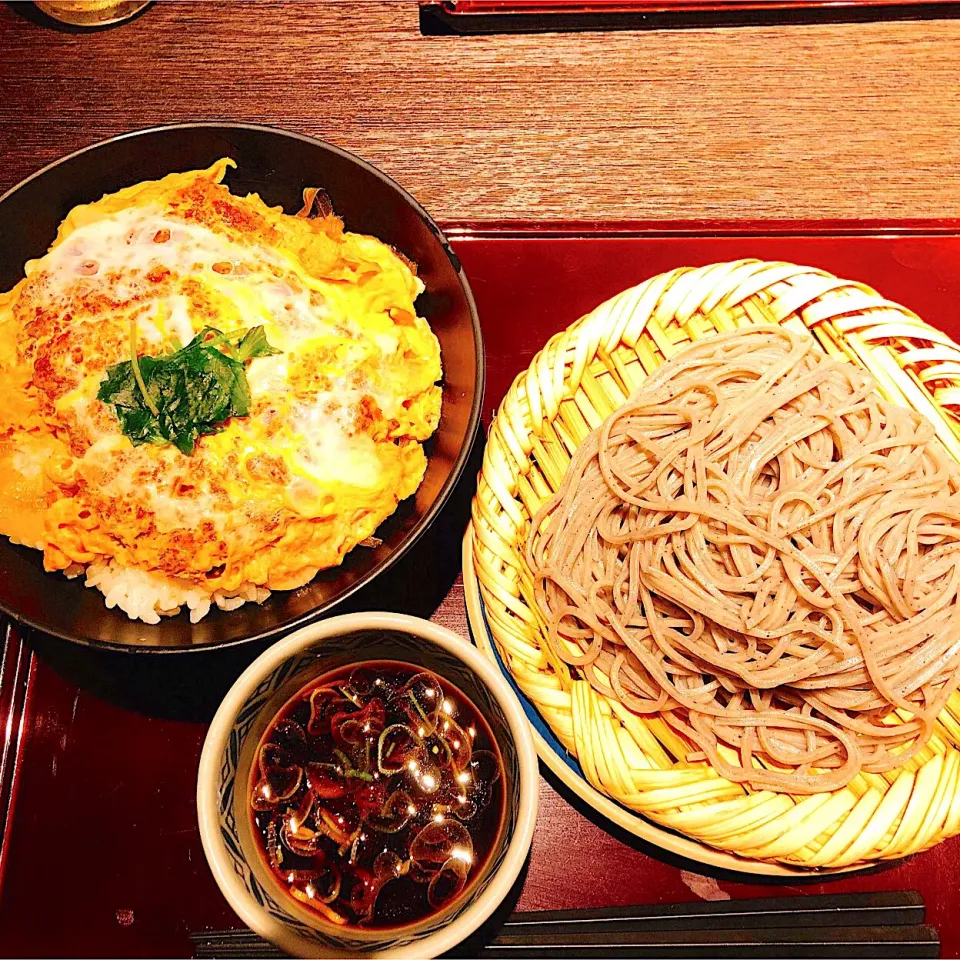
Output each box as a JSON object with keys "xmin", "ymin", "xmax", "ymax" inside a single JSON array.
[{"xmin": 469, "ymin": 259, "xmax": 960, "ymax": 872}]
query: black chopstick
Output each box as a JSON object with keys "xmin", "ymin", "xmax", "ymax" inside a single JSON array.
[
  {"xmin": 481, "ymin": 925, "xmax": 939, "ymax": 959},
  {"xmin": 189, "ymin": 890, "xmax": 937, "ymax": 959},
  {"xmin": 500, "ymin": 890, "xmax": 925, "ymax": 932},
  {"xmin": 191, "ymin": 930, "xmax": 285, "ymax": 960}
]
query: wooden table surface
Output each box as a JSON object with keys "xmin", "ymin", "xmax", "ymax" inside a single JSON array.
[{"xmin": 2, "ymin": 1, "xmax": 960, "ymax": 223}]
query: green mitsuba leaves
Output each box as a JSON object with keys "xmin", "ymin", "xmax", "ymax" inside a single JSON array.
[{"xmin": 97, "ymin": 325, "xmax": 280, "ymax": 455}]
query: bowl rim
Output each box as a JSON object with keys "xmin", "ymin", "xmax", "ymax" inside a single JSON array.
[
  {"xmin": 0, "ymin": 122, "xmax": 484, "ymax": 654},
  {"xmin": 197, "ymin": 611, "xmax": 539, "ymax": 959}
]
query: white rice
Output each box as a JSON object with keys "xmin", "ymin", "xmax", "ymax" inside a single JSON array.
[{"xmin": 84, "ymin": 560, "xmax": 271, "ymax": 624}]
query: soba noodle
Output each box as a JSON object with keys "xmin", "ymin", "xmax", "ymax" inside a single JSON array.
[{"xmin": 526, "ymin": 327, "xmax": 960, "ymax": 794}]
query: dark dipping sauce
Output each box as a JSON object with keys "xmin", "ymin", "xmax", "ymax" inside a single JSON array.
[{"xmin": 249, "ymin": 660, "xmax": 505, "ymax": 930}]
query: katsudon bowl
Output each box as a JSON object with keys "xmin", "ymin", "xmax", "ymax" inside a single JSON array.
[{"xmin": 0, "ymin": 124, "xmax": 483, "ymax": 653}]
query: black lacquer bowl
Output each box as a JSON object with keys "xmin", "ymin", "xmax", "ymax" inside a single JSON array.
[{"xmin": 0, "ymin": 124, "xmax": 483, "ymax": 652}]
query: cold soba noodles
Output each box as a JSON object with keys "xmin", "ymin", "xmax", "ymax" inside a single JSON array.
[
  {"xmin": 528, "ymin": 327, "xmax": 960, "ymax": 794},
  {"xmin": 250, "ymin": 662, "xmax": 504, "ymax": 928}
]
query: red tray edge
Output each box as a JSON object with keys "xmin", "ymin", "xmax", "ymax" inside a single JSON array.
[
  {"xmin": 441, "ymin": 218, "xmax": 960, "ymax": 239},
  {"xmin": 428, "ymin": 1, "xmax": 955, "ymax": 9},
  {"xmin": 0, "ymin": 626, "xmax": 32, "ymax": 895}
]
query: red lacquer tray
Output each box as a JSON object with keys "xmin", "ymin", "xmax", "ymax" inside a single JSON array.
[
  {"xmin": 5, "ymin": 224, "xmax": 960, "ymax": 958},
  {"xmin": 419, "ymin": 0, "xmax": 960, "ymax": 33},
  {"xmin": 427, "ymin": 1, "xmax": 956, "ymax": 11}
]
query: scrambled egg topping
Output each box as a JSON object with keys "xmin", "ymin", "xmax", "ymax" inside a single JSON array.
[{"xmin": 0, "ymin": 160, "xmax": 441, "ymax": 602}]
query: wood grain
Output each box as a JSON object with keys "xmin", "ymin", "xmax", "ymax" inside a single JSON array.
[{"xmin": 1, "ymin": 1, "xmax": 959, "ymax": 222}]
